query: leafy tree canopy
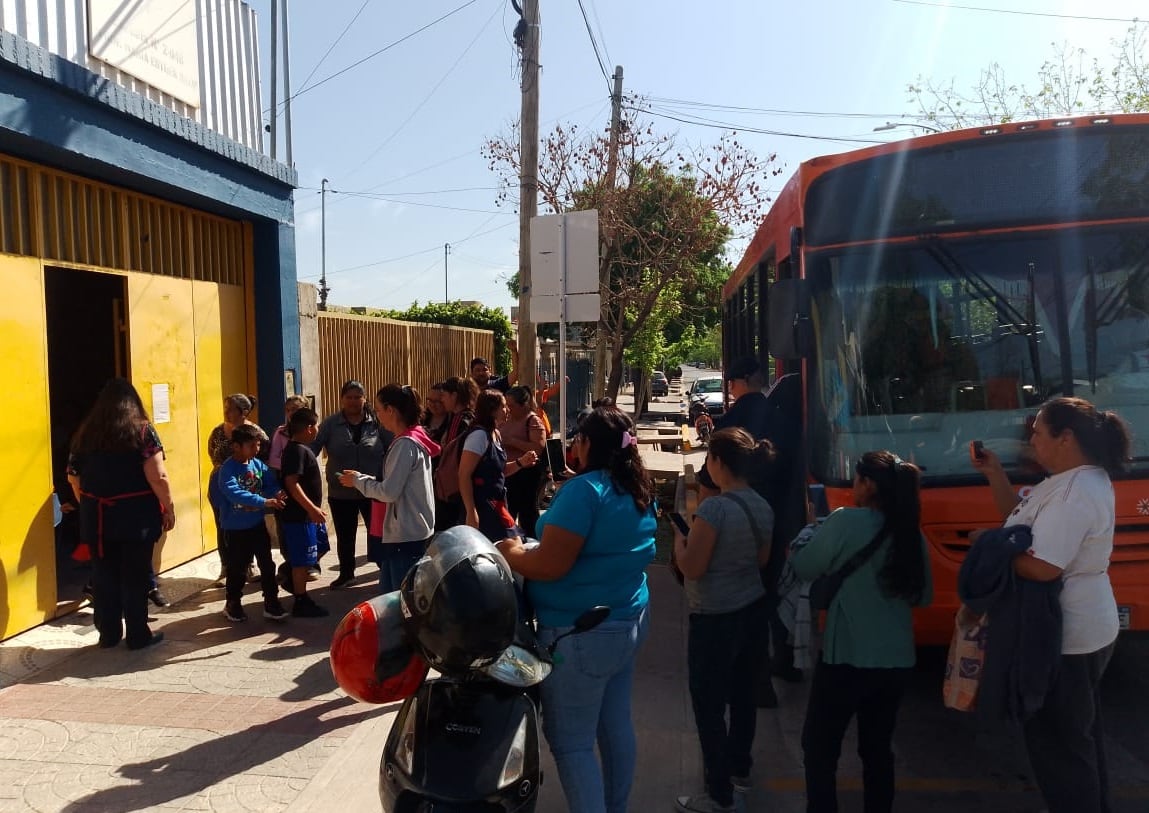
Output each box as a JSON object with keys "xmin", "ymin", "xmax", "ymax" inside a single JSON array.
[
  {"xmin": 484, "ymin": 115, "xmax": 779, "ymax": 400},
  {"xmin": 909, "ymin": 25, "xmax": 1149, "ymax": 128}
]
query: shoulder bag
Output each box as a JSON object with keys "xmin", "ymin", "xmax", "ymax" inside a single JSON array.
[{"xmin": 808, "ymin": 526, "xmax": 887, "ymax": 611}]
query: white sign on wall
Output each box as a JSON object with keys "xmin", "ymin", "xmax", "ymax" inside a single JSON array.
[{"xmin": 88, "ymin": 0, "xmax": 202, "ymax": 108}]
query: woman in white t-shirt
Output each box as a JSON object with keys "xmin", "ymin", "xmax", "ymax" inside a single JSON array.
[{"xmin": 971, "ymin": 396, "xmax": 1130, "ymax": 813}]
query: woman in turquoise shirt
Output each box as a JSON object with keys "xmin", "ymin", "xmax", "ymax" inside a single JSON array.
[
  {"xmin": 498, "ymin": 407, "xmax": 657, "ymax": 813},
  {"xmin": 791, "ymin": 451, "xmax": 932, "ymax": 813}
]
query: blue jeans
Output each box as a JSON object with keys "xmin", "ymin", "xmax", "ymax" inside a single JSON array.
[
  {"xmin": 538, "ymin": 607, "xmax": 650, "ymax": 813},
  {"xmin": 378, "ymin": 539, "xmax": 429, "ymax": 594}
]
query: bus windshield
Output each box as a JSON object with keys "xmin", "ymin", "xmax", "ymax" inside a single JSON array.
[{"xmin": 805, "ymin": 225, "xmax": 1149, "ymax": 484}]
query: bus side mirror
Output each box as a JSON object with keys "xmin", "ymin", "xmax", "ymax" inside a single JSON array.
[{"xmin": 767, "ymin": 278, "xmax": 813, "ymax": 360}]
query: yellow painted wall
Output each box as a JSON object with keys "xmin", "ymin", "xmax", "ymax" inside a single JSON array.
[{"xmin": 0, "ymin": 256, "xmax": 54, "ymax": 639}]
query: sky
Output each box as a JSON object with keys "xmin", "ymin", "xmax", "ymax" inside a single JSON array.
[{"xmin": 245, "ymin": 0, "xmax": 1144, "ymax": 315}]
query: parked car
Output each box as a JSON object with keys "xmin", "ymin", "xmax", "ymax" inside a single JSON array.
[
  {"xmin": 650, "ymin": 370, "xmax": 669, "ymax": 397},
  {"xmin": 687, "ymin": 375, "xmax": 725, "ymax": 416}
]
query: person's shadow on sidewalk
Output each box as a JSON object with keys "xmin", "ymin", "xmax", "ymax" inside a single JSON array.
[{"xmin": 59, "ymin": 697, "xmax": 384, "ymax": 812}]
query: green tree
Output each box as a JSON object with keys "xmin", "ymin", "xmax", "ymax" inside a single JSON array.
[
  {"xmin": 484, "ymin": 116, "xmax": 778, "ymax": 400},
  {"xmin": 373, "ymin": 301, "xmax": 514, "ymax": 374},
  {"xmin": 908, "ymin": 25, "xmax": 1149, "ymax": 128}
]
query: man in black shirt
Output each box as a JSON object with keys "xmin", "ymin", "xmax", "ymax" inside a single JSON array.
[
  {"xmin": 470, "ymin": 351, "xmax": 517, "ymax": 394},
  {"xmin": 279, "ymin": 408, "xmax": 330, "ymax": 618}
]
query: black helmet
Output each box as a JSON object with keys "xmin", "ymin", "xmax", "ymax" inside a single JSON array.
[{"xmin": 399, "ymin": 525, "xmax": 518, "ymax": 674}]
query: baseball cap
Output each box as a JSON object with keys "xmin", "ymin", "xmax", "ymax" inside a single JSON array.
[{"xmin": 723, "ymin": 356, "xmax": 761, "ymax": 381}]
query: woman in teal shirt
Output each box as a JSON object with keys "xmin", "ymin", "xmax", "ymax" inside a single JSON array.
[
  {"xmin": 791, "ymin": 451, "xmax": 932, "ymax": 813},
  {"xmin": 498, "ymin": 407, "xmax": 657, "ymax": 813}
]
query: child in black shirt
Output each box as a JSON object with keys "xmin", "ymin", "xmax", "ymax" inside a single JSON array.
[{"xmin": 279, "ymin": 408, "xmax": 330, "ymax": 617}]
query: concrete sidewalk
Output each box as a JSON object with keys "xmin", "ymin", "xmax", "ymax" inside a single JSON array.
[{"xmin": 0, "ymin": 544, "xmax": 808, "ymax": 812}]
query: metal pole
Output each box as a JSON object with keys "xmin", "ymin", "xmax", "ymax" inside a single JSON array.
[
  {"xmin": 516, "ymin": 0, "xmax": 540, "ymax": 389},
  {"xmin": 558, "ymin": 215, "xmax": 568, "ymax": 443},
  {"xmin": 269, "ymin": 0, "xmax": 278, "ymax": 160},
  {"xmin": 444, "ymin": 243, "xmax": 450, "ymax": 304},
  {"xmin": 281, "ymin": 0, "xmax": 294, "ymax": 166},
  {"xmin": 594, "ymin": 65, "xmax": 624, "ymax": 398},
  {"xmin": 319, "ymin": 178, "xmax": 329, "ymax": 310}
]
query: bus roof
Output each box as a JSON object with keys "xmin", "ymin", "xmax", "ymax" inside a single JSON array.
[{"xmin": 723, "ymin": 112, "xmax": 1149, "ymax": 299}]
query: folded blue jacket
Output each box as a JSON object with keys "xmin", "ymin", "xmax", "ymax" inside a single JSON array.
[{"xmin": 957, "ymin": 525, "xmax": 1062, "ymax": 722}]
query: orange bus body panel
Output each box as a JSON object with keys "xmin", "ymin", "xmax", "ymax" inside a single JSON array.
[{"xmin": 729, "ymin": 113, "xmax": 1149, "ymax": 644}]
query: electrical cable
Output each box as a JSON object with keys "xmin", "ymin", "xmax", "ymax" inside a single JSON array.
[
  {"xmin": 575, "ymin": 0, "xmax": 611, "ymax": 86},
  {"xmin": 273, "ymin": 0, "xmax": 373, "ymax": 117},
  {"xmin": 272, "ymin": 0, "xmax": 482, "ymax": 111},
  {"xmin": 629, "ymin": 104, "xmax": 888, "ymax": 145},
  {"xmin": 347, "ymin": 0, "xmax": 503, "ymax": 176},
  {"xmin": 891, "ymin": 0, "xmax": 1145, "ymax": 24}
]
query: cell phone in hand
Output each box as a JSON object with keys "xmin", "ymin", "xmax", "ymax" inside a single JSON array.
[
  {"xmin": 970, "ymin": 440, "xmax": 986, "ymax": 462},
  {"xmin": 669, "ymin": 512, "xmax": 691, "ymax": 536}
]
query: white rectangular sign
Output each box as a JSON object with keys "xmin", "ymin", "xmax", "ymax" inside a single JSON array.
[
  {"xmin": 530, "ymin": 210, "xmax": 599, "ymax": 297},
  {"xmin": 88, "ymin": 0, "xmax": 202, "ymax": 108},
  {"xmin": 530, "ymin": 293, "xmax": 601, "ymax": 323}
]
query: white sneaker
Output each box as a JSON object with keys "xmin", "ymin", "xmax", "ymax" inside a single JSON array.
[{"xmin": 675, "ymin": 793, "xmax": 735, "ymax": 813}]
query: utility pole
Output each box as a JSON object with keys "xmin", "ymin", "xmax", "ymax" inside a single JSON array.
[
  {"xmin": 593, "ymin": 65, "xmax": 624, "ymax": 398},
  {"xmin": 444, "ymin": 242, "xmax": 450, "ymax": 304},
  {"xmin": 516, "ymin": 0, "xmax": 540, "ymax": 389},
  {"xmin": 319, "ymin": 178, "xmax": 330, "ymax": 311},
  {"xmin": 281, "ymin": 0, "xmax": 294, "ymax": 167}
]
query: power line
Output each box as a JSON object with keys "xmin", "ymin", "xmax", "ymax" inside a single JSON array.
[
  {"xmin": 575, "ymin": 0, "xmax": 611, "ymax": 86},
  {"xmin": 335, "ymin": 190, "xmax": 515, "ymax": 215},
  {"xmin": 271, "ymin": 0, "xmax": 483, "ymax": 112},
  {"xmin": 294, "ymin": 98, "xmax": 612, "ymax": 217},
  {"xmin": 301, "ymin": 219, "xmax": 516, "ymax": 280},
  {"xmin": 629, "ymin": 104, "xmax": 888, "ymax": 145},
  {"xmin": 586, "ymin": 0, "xmax": 612, "ymax": 68},
  {"xmin": 640, "ymin": 94, "xmax": 942, "ymax": 120},
  {"xmin": 891, "ymin": 0, "xmax": 1145, "ymax": 23},
  {"xmin": 348, "ymin": 0, "xmax": 503, "ymax": 176},
  {"xmin": 286, "ymin": 0, "xmax": 374, "ymax": 113}
]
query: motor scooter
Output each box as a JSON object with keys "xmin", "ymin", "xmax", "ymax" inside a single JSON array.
[
  {"xmin": 688, "ymin": 396, "xmax": 714, "ymax": 446},
  {"xmin": 378, "ymin": 606, "xmax": 610, "ymax": 812}
]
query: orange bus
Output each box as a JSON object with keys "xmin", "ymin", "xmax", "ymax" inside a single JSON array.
[{"xmin": 723, "ymin": 113, "xmax": 1149, "ymax": 644}]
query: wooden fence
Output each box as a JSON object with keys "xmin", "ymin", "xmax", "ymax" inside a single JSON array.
[{"xmin": 317, "ymin": 312, "xmax": 494, "ymax": 417}]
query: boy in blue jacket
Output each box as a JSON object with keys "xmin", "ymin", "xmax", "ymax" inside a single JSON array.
[{"xmin": 218, "ymin": 424, "xmax": 288, "ymax": 622}]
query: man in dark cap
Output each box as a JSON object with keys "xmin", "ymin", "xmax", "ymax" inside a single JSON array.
[{"xmin": 697, "ymin": 357, "xmax": 805, "ymax": 705}]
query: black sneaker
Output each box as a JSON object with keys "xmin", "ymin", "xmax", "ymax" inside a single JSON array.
[
  {"xmin": 292, "ymin": 596, "xmax": 330, "ymax": 618},
  {"xmin": 330, "ymin": 573, "xmax": 355, "ymax": 590},
  {"xmin": 148, "ymin": 588, "xmax": 170, "ymax": 608},
  {"xmin": 223, "ymin": 602, "xmax": 247, "ymax": 622},
  {"xmin": 263, "ymin": 599, "xmax": 289, "ymax": 621}
]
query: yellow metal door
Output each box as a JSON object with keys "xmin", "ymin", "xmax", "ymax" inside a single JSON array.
[
  {"xmin": 192, "ymin": 280, "xmax": 249, "ymax": 553},
  {"xmin": 0, "ymin": 255, "xmax": 54, "ymax": 639},
  {"xmin": 126, "ymin": 273, "xmax": 204, "ymax": 567}
]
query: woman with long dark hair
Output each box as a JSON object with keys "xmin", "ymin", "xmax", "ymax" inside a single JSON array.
[
  {"xmin": 433, "ymin": 375, "xmax": 479, "ymax": 530},
  {"xmin": 971, "ymin": 397, "xmax": 1128, "ymax": 813},
  {"xmin": 67, "ymin": 378, "xmax": 174, "ymax": 650},
  {"xmin": 458, "ymin": 390, "xmax": 538, "ymax": 543},
  {"xmin": 673, "ymin": 428, "xmax": 776, "ymax": 813},
  {"xmin": 501, "ymin": 384, "xmax": 547, "ymax": 537},
  {"xmin": 498, "ymin": 407, "xmax": 657, "ymax": 813},
  {"xmin": 791, "ymin": 450, "xmax": 932, "ymax": 813}
]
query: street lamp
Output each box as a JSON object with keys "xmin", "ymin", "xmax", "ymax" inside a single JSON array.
[{"xmin": 874, "ymin": 120, "xmax": 943, "ymax": 134}]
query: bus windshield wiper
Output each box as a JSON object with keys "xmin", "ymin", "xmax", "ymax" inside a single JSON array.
[{"xmin": 922, "ymin": 237, "xmax": 1044, "ymax": 393}]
